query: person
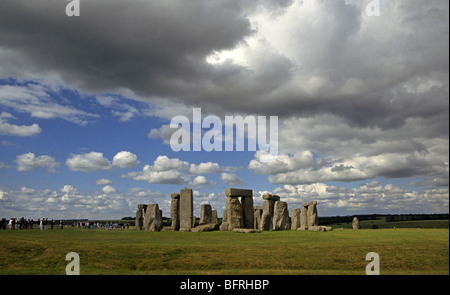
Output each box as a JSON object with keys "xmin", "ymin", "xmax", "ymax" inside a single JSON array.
[
  {"xmin": 60, "ymin": 220, "xmax": 64, "ymax": 229},
  {"xmin": 30, "ymin": 219, "xmax": 34, "ymax": 230},
  {"xmin": 50, "ymin": 219, "xmax": 54, "ymax": 229}
]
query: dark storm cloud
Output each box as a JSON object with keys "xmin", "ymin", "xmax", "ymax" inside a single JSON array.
[{"xmin": 0, "ymin": 0, "xmax": 448, "ymax": 133}]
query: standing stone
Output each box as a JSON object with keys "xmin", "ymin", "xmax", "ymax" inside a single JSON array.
[
  {"xmin": 260, "ymin": 194, "xmax": 280, "ymax": 230},
  {"xmin": 306, "ymin": 202, "xmax": 318, "ymax": 228},
  {"xmin": 220, "ymin": 209, "xmax": 229, "ymax": 231},
  {"xmin": 299, "ymin": 206, "xmax": 308, "ymax": 230},
  {"xmin": 143, "ymin": 204, "xmax": 162, "ymax": 232},
  {"xmin": 179, "ymin": 187, "xmax": 193, "ymax": 232},
  {"xmin": 211, "ymin": 210, "xmax": 218, "ymax": 224},
  {"xmin": 227, "ymin": 196, "xmax": 244, "ymax": 230},
  {"xmin": 200, "ymin": 204, "xmax": 213, "ymax": 225},
  {"xmin": 352, "ymin": 217, "xmax": 360, "ymax": 229},
  {"xmin": 170, "ymin": 193, "xmax": 180, "ymax": 231},
  {"xmin": 222, "ymin": 210, "xmax": 228, "ymax": 223},
  {"xmin": 135, "ymin": 204, "xmax": 145, "ymax": 230},
  {"xmin": 254, "ymin": 207, "xmax": 263, "ymax": 230},
  {"xmin": 291, "ymin": 208, "xmax": 301, "ymax": 230},
  {"xmin": 225, "ymin": 188, "xmax": 254, "ymax": 229},
  {"xmin": 241, "ymin": 196, "xmax": 254, "ymax": 229},
  {"xmin": 273, "ymin": 201, "xmax": 290, "ymax": 230}
]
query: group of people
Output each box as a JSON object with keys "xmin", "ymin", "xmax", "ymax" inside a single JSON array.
[{"xmin": 0, "ymin": 217, "xmax": 64, "ymax": 230}]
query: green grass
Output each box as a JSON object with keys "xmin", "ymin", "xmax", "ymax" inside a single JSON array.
[{"xmin": 0, "ymin": 228, "xmax": 448, "ymax": 275}]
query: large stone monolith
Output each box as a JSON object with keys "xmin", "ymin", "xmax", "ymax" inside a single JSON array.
[
  {"xmin": 273, "ymin": 201, "xmax": 290, "ymax": 230},
  {"xmin": 170, "ymin": 193, "xmax": 180, "ymax": 231},
  {"xmin": 299, "ymin": 206, "xmax": 308, "ymax": 230},
  {"xmin": 352, "ymin": 217, "xmax": 360, "ymax": 229},
  {"xmin": 135, "ymin": 204, "xmax": 145, "ymax": 230},
  {"xmin": 225, "ymin": 188, "xmax": 254, "ymax": 229},
  {"xmin": 260, "ymin": 194, "xmax": 280, "ymax": 230},
  {"xmin": 200, "ymin": 204, "xmax": 213, "ymax": 225},
  {"xmin": 227, "ymin": 196, "xmax": 243, "ymax": 230},
  {"xmin": 306, "ymin": 201, "xmax": 318, "ymax": 228},
  {"xmin": 291, "ymin": 208, "xmax": 301, "ymax": 230},
  {"xmin": 179, "ymin": 187, "xmax": 193, "ymax": 232},
  {"xmin": 254, "ymin": 206, "xmax": 263, "ymax": 230},
  {"xmin": 143, "ymin": 204, "xmax": 162, "ymax": 232}
]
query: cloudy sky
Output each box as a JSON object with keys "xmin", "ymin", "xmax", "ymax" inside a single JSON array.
[{"xmin": 0, "ymin": 0, "xmax": 448, "ymax": 220}]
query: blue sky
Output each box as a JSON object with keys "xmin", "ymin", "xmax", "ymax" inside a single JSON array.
[{"xmin": 0, "ymin": 0, "xmax": 448, "ymax": 220}]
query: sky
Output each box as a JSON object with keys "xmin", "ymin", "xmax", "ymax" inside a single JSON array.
[{"xmin": 0, "ymin": 0, "xmax": 448, "ymax": 220}]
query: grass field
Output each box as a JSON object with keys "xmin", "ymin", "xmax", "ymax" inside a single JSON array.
[{"xmin": 0, "ymin": 227, "xmax": 448, "ymax": 275}]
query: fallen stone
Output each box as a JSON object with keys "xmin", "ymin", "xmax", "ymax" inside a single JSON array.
[
  {"xmin": 219, "ymin": 221, "xmax": 229, "ymax": 231},
  {"xmin": 191, "ymin": 223, "xmax": 219, "ymax": 232},
  {"xmin": 232, "ymin": 228, "xmax": 261, "ymax": 233}
]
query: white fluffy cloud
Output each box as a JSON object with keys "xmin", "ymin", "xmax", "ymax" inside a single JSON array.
[
  {"xmin": 102, "ymin": 185, "xmax": 117, "ymax": 194},
  {"xmin": 65, "ymin": 152, "xmax": 111, "ymax": 172},
  {"xmin": 95, "ymin": 178, "xmax": 112, "ymax": 185},
  {"xmin": 271, "ymin": 182, "xmax": 449, "ymax": 215},
  {"xmin": 0, "ymin": 112, "xmax": 41, "ymax": 136},
  {"xmin": 189, "ymin": 175, "xmax": 216, "ymax": 188},
  {"xmin": 112, "ymin": 151, "xmax": 139, "ymax": 168},
  {"xmin": 0, "ymin": 83, "xmax": 99, "ymax": 126},
  {"xmin": 150, "ymin": 155, "xmax": 190, "ymax": 172},
  {"xmin": 15, "ymin": 152, "xmax": 59, "ymax": 173},
  {"xmin": 220, "ymin": 173, "xmax": 243, "ymax": 186},
  {"xmin": 189, "ymin": 162, "xmax": 222, "ymax": 174}
]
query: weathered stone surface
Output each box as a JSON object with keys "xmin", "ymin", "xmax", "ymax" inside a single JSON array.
[
  {"xmin": 135, "ymin": 204, "xmax": 145, "ymax": 230},
  {"xmin": 352, "ymin": 217, "xmax": 360, "ymax": 229},
  {"xmin": 179, "ymin": 187, "xmax": 193, "ymax": 231},
  {"xmin": 232, "ymin": 228, "xmax": 260, "ymax": 233},
  {"xmin": 170, "ymin": 194, "xmax": 180, "ymax": 231},
  {"xmin": 254, "ymin": 208, "xmax": 263, "ymax": 230},
  {"xmin": 302, "ymin": 201, "xmax": 317, "ymax": 207},
  {"xmin": 211, "ymin": 210, "xmax": 218, "ymax": 224},
  {"xmin": 306, "ymin": 225, "xmax": 332, "ymax": 232},
  {"xmin": 273, "ymin": 201, "xmax": 290, "ymax": 230},
  {"xmin": 222, "ymin": 210, "xmax": 228, "ymax": 223},
  {"xmin": 199, "ymin": 204, "xmax": 213, "ymax": 225},
  {"xmin": 225, "ymin": 188, "xmax": 253, "ymax": 198},
  {"xmin": 227, "ymin": 196, "xmax": 244, "ymax": 230},
  {"xmin": 291, "ymin": 208, "xmax": 301, "ymax": 230},
  {"xmin": 219, "ymin": 222, "xmax": 229, "ymax": 231},
  {"xmin": 299, "ymin": 206, "xmax": 308, "ymax": 230},
  {"xmin": 143, "ymin": 204, "xmax": 162, "ymax": 232},
  {"xmin": 262, "ymin": 194, "xmax": 280, "ymax": 201},
  {"xmin": 260, "ymin": 199, "xmax": 275, "ymax": 230},
  {"xmin": 191, "ymin": 223, "xmax": 219, "ymax": 232},
  {"xmin": 241, "ymin": 196, "xmax": 254, "ymax": 229},
  {"xmin": 307, "ymin": 203, "xmax": 318, "ymax": 228}
]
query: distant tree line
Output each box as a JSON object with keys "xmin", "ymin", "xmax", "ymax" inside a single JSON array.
[{"xmin": 318, "ymin": 214, "xmax": 449, "ymax": 225}]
